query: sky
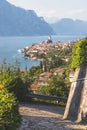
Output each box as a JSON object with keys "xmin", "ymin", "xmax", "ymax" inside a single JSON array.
[{"xmin": 7, "ymin": 0, "xmax": 87, "ymax": 23}]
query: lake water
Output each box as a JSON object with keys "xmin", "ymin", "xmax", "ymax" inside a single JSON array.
[{"xmin": 0, "ymin": 35, "xmax": 85, "ymax": 69}]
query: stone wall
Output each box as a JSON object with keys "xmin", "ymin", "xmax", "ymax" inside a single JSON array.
[{"xmin": 63, "ymin": 64, "xmax": 87, "ymax": 122}]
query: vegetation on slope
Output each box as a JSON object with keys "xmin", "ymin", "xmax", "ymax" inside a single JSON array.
[{"xmin": 71, "ymin": 38, "xmax": 87, "ymax": 70}]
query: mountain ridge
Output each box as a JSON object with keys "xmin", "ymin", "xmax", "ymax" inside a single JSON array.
[
  {"xmin": 0, "ymin": 0, "xmax": 54, "ymax": 36},
  {"xmin": 51, "ymin": 18, "xmax": 87, "ymax": 35}
]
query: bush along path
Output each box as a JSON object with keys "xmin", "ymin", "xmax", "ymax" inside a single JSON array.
[{"xmin": 0, "ymin": 88, "xmax": 21, "ymax": 130}]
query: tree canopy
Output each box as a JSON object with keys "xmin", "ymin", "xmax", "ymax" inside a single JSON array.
[
  {"xmin": 71, "ymin": 37, "xmax": 87, "ymax": 70},
  {"xmin": 38, "ymin": 75, "xmax": 69, "ymax": 98}
]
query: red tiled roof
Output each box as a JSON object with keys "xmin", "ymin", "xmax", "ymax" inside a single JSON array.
[
  {"xmin": 31, "ymin": 84, "xmax": 41, "ymax": 90},
  {"xmin": 39, "ymin": 72, "xmax": 52, "ymax": 78}
]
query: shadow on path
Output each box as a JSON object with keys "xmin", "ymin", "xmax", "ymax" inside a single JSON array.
[{"xmin": 18, "ymin": 102, "xmax": 87, "ymax": 130}]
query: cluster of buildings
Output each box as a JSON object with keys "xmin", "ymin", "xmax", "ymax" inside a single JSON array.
[
  {"xmin": 30, "ymin": 69, "xmax": 75, "ymax": 93},
  {"xmin": 23, "ymin": 36, "xmax": 74, "ymax": 59},
  {"xmin": 30, "ymin": 68, "xmax": 66, "ymax": 93}
]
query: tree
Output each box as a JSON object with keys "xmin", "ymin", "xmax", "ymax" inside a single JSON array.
[
  {"xmin": 71, "ymin": 38, "xmax": 87, "ymax": 70},
  {"xmin": 0, "ymin": 61, "xmax": 30, "ymax": 101},
  {"xmin": 38, "ymin": 75, "xmax": 69, "ymax": 98}
]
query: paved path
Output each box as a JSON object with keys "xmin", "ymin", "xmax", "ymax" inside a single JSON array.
[{"xmin": 17, "ymin": 102, "xmax": 87, "ymax": 130}]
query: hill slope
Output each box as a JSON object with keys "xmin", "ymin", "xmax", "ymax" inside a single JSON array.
[
  {"xmin": 0, "ymin": 0, "xmax": 54, "ymax": 36},
  {"xmin": 51, "ymin": 18, "xmax": 87, "ymax": 35}
]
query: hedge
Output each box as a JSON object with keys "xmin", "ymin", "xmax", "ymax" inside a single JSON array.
[{"xmin": 0, "ymin": 89, "xmax": 21, "ymax": 130}]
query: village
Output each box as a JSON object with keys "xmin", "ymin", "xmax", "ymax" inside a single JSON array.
[
  {"xmin": 20, "ymin": 36, "xmax": 75, "ymax": 94},
  {"xmin": 23, "ymin": 36, "xmax": 74, "ymax": 60}
]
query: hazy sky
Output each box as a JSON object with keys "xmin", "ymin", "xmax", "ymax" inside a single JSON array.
[{"xmin": 7, "ymin": 0, "xmax": 87, "ymax": 23}]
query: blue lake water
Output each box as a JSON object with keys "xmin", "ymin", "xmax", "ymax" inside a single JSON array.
[{"xmin": 0, "ymin": 35, "xmax": 85, "ymax": 69}]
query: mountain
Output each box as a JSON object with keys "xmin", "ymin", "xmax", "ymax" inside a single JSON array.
[
  {"xmin": 51, "ymin": 18, "xmax": 87, "ymax": 35},
  {"xmin": 0, "ymin": 0, "xmax": 54, "ymax": 36}
]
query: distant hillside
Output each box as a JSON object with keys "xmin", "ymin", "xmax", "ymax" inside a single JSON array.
[
  {"xmin": 51, "ymin": 18, "xmax": 87, "ymax": 35},
  {"xmin": 0, "ymin": 0, "xmax": 54, "ymax": 36}
]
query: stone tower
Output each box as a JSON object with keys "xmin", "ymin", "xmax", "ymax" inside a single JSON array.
[{"xmin": 63, "ymin": 64, "xmax": 87, "ymax": 122}]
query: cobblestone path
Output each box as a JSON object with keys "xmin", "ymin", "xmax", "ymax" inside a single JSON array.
[{"xmin": 17, "ymin": 102, "xmax": 87, "ymax": 130}]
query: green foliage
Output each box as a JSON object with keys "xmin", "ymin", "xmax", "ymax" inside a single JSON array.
[
  {"xmin": 0, "ymin": 61, "xmax": 29, "ymax": 101},
  {"xmin": 50, "ymin": 56, "xmax": 64, "ymax": 69},
  {"xmin": 0, "ymin": 71, "xmax": 17, "ymax": 88},
  {"xmin": 28, "ymin": 66, "xmax": 41, "ymax": 83},
  {"xmin": 0, "ymin": 89, "xmax": 21, "ymax": 130},
  {"xmin": 9, "ymin": 77, "xmax": 29, "ymax": 101},
  {"xmin": 38, "ymin": 75, "xmax": 69, "ymax": 98},
  {"xmin": 71, "ymin": 38, "xmax": 87, "ymax": 70},
  {"xmin": 0, "ymin": 71, "xmax": 29, "ymax": 101},
  {"xmin": 40, "ymin": 57, "xmax": 65, "ymax": 72},
  {"xmin": 0, "ymin": 59, "xmax": 20, "ymax": 73}
]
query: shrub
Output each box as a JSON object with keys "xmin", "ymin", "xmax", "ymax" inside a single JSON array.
[
  {"xmin": 71, "ymin": 37, "xmax": 87, "ymax": 70},
  {"xmin": 38, "ymin": 75, "xmax": 69, "ymax": 98},
  {"xmin": 0, "ymin": 89, "xmax": 21, "ymax": 130},
  {"xmin": 0, "ymin": 71, "xmax": 29, "ymax": 102},
  {"xmin": 9, "ymin": 77, "xmax": 29, "ymax": 101}
]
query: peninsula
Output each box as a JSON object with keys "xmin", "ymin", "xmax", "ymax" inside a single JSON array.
[{"xmin": 23, "ymin": 36, "xmax": 74, "ymax": 60}]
